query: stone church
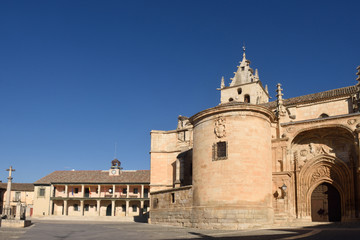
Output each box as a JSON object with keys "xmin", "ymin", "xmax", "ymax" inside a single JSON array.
[{"xmin": 149, "ymin": 50, "xmax": 360, "ymax": 229}]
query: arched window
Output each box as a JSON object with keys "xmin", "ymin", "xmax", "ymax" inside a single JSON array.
[
  {"xmin": 244, "ymin": 94, "xmax": 250, "ymax": 103},
  {"xmin": 237, "ymin": 88, "xmax": 242, "ymax": 95},
  {"xmin": 319, "ymin": 113, "xmax": 329, "ymax": 118}
]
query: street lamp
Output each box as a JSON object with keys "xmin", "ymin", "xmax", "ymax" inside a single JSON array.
[{"xmin": 281, "ymin": 184, "xmax": 287, "ymax": 198}]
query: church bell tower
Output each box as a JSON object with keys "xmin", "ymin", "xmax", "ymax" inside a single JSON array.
[{"xmin": 219, "ymin": 47, "xmax": 269, "ymax": 104}]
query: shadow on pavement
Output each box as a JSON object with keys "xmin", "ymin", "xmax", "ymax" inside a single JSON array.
[{"xmin": 162, "ymin": 222, "xmax": 360, "ymax": 240}]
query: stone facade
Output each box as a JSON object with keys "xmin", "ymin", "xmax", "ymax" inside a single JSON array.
[
  {"xmin": 0, "ymin": 183, "xmax": 34, "ymax": 218},
  {"xmin": 33, "ymin": 161, "xmax": 150, "ymax": 219},
  {"xmin": 149, "ymin": 51, "xmax": 360, "ymax": 229}
]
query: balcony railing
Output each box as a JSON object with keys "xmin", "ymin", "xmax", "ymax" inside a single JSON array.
[{"xmin": 52, "ymin": 194, "xmax": 149, "ymax": 199}]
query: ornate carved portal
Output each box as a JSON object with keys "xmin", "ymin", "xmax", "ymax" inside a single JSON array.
[
  {"xmin": 296, "ymin": 155, "xmax": 354, "ymax": 221},
  {"xmin": 291, "ymin": 127, "xmax": 356, "ymax": 221}
]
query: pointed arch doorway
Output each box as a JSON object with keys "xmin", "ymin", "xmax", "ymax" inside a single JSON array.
[{"xmin": 311, "ymin": 182, "xmax": 341, "ymax": 222}]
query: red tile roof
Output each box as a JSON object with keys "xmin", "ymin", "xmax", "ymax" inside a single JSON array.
[
  {"xmin": 0, "ymin": 183, "xmax": 34, "ymax": 191},
  {"xmin": 34, "ymin": 170, "xmax": 150, "ymax": 185},
  {"xmin": 262, "ymin": 85, "xmax": 357, "ymax": 109}
]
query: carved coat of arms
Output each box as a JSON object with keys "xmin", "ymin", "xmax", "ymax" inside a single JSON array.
[{"xmin": 214, "ymin": 117, "xmax": 226, "ymax": 138}]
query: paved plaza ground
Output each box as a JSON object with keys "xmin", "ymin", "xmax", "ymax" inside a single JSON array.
[{"xmin": 1, "ymin": 219, "xmax": 360, "ymax": 240}]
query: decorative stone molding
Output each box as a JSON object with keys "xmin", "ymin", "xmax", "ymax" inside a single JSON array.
[
  {"xmin": 286, "ymin": 126, "xmax": 295, "ymax": 133},
  {"xmin": 289, "ymin": 124, "xmax": 356, "ymax": 143},
  {"xmin": 311, "ymin": 165, "xmax": 331, "ymax": 184},
  {"xmin": 189, "ymin": 103, "xmax": 276, "ymax": 125},
  {"xmin": 347, "ymin": 119, "xmax": 357, "ymax": 125},
  {"xmin": 300, "ymin": 149, "xmax": 307, "ymax": 157},
  {"xmin": 296, "ymin": 155, "xmax": 353, "ymax": 218}
]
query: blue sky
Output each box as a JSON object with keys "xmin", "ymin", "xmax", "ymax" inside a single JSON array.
[{"xmin": 1, "ymin": 0, "xmax": 359, "ymax": 183}]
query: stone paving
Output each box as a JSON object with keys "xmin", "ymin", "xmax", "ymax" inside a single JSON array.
[{"xmin": 1, "ymin": 220, "xmax": 360, "ymax": 240}]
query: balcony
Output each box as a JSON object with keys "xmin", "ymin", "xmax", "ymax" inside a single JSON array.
[
  {"xmin": 51, "ymin": 184, "xmax": 150, "ymax": 200},
  {"xmin": 51, "ymin": 193, "xmax": 148, "ymax": 199}
]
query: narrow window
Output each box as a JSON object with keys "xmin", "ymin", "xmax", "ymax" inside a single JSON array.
[
  {"xmin": 15, "ymin": 192, "xmax": 21, "ymax": 201},
  {"xmin": 122, "ymin": 188, "xmax": 127, "ymax": 194},
  {"xmin": 74, "ymin": 188, "xmax": 79, "ymax": 194},
  {"xmin": 84, "ymin": 204, "xmax": 89, "ymax": 211},
  {"xmin": 217, "ymin": 142, "xmax": 227, "ymax": 158},
  {"xmin": 244, "ymin": 94, "xmax": 250, "ymax": 103},
  {"xmin": 74, "ymin": 204, "xmax": 79, "ymax": 211},
  {"xmin": 237, "ymin": 88, "xmax": 242, "ymax": 94},
  {"xmin": 133, "ymin": 188, "xmax": 138, "ymax": 194},
  {"xmin": 39, "ymin": 188, "xmax": 45, "ymax": 197},
  {"xmin": 122, "ymin": 204, "xmax": 126, "ymax": 212},
  {"xmin": 171, "ymin": 193, "xmax": 175, "ymax": 203}
]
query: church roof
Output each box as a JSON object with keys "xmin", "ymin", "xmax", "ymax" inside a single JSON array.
[
  {"xmin": 0, "ymin": 183, "xmax": 34, "ymax": 191},
  {"xmin": 34, "ymin": 170, "xmax": 150, "ymax": 185},
  {"xmin": 262, "ymin": 85, "xmax": 357, "ymax": 109}
]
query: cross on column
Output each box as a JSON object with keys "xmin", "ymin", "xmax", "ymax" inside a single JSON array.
[
  {"xmin": 3, "ymin": 166, "xmax": 16, "ymax": 217},
  {"xmin": 6, "ymin": 166, "xmax": 16, "ymax": 179}
]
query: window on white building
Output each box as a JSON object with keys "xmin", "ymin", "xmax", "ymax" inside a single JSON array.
[{"xmin": 39, "ymin": 188, "xmax": 46, "ymax": 197}]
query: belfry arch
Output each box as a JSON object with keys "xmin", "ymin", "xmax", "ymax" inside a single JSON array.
[{"xmin": 291, "ymin": 127, "xmax": 357, "ymax": 221}]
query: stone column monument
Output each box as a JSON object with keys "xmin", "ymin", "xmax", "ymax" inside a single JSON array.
[
  {"xmin": 3, "ymin": 166, "xmax": 15, "ymax": 218},
  {"xmin": 1, "ymin": 166, "xmax": 31, "ymax": 228}
]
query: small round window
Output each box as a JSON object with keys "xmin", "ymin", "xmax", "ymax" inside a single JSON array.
[{"xmin": 229, "ymin": 98, "xmax": 234, "ymax": 102}]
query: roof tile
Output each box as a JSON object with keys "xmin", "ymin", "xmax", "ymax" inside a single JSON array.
[
  {"xmin": 0, "ymin": 183, "xmax": 34, "ymax": 191},
  {"xmin": 262, "ymin": 85, "xmax": 357, "ymax": 109},
  {"xmin": 34, "ymin": 170, "xmax": 150, "ymax": 185}
]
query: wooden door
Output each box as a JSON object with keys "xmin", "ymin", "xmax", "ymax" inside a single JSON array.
[{"xmin": 311, "ymin": 183, "xmax": 341, "ymax": 222}]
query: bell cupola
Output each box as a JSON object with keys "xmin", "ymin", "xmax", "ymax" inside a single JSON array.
[
  {"xmin": 219, "ymin": 46, "xmax": 269, "ymax": 104},
  {"xmin": 109, "ymin": 158, "xmax": 122, "ymax": 176}
]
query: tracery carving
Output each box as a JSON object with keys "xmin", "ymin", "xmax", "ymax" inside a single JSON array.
[
  {"xmin": 311, "ymin": 166, "xmax": 331, "ymax": 184},
  {"xmin": 214, "ymin": 117, "xmax": 226, "ymax": 138},
  {"xmin": 300, "ymin": 149, "xmax": 307, "ymax": 157}
]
